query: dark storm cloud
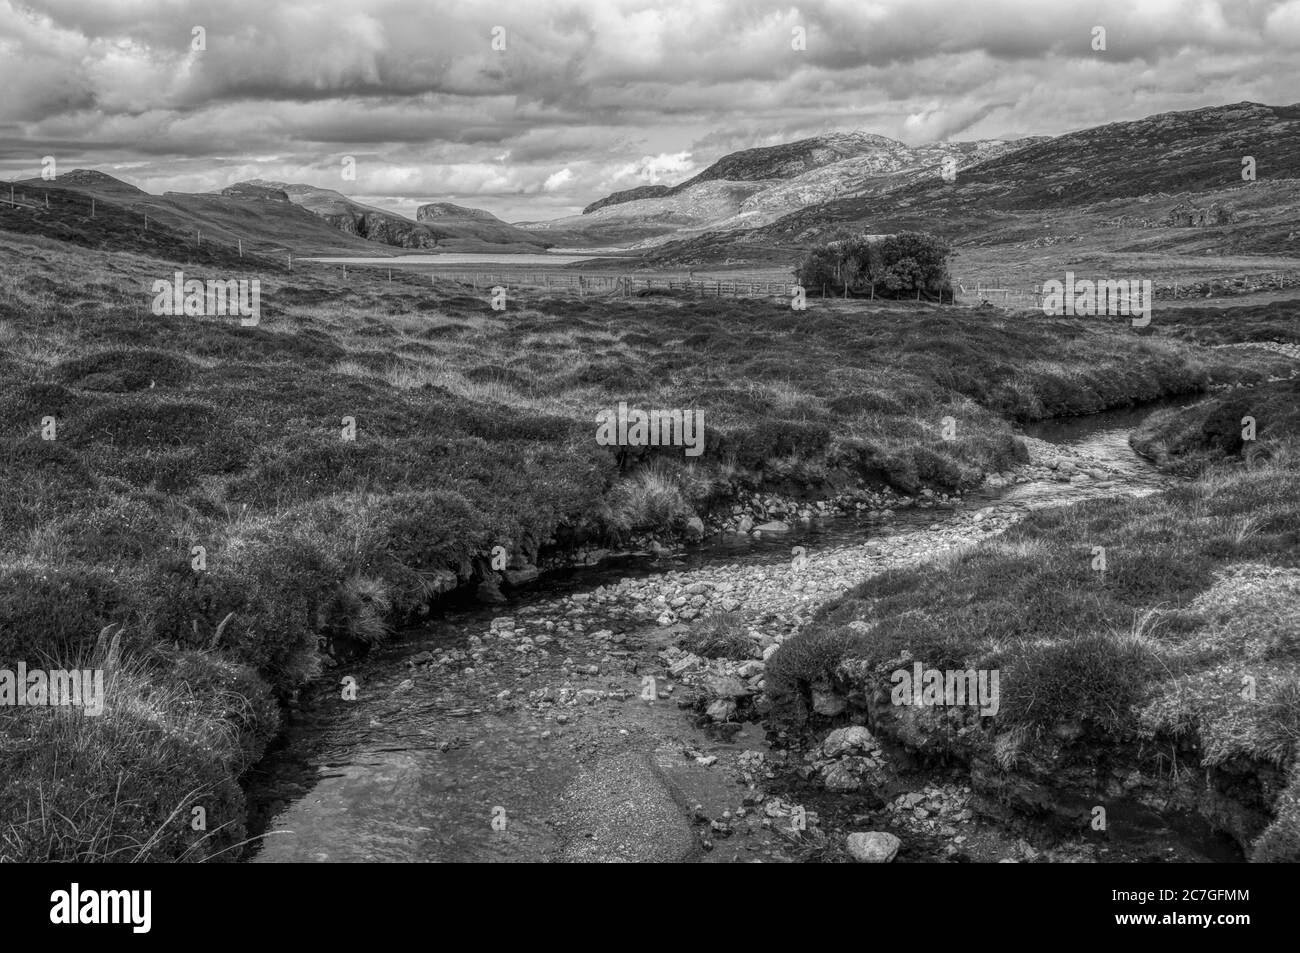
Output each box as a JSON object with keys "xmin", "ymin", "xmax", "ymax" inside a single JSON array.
[{"xmin": 2, "ymin": 0, "xmax": 1298, "ymax": 219}]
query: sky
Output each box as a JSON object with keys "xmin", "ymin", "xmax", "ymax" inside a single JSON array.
[{"xmin": 2, "ymin": 0, "xmax": 1299, "ymax": 222}]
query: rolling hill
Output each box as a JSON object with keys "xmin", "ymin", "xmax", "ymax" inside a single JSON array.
[
  {"xmin": 8, "ymin": 171, "xmax": 555, "ymax": 258},
  {"xmin": 8, "ymin": 172, "xmax": 378, "ymax": 259}
]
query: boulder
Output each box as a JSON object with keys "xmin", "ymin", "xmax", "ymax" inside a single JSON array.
[
  {"xmin": 704, "ymin": 675, "xmax": 751, "ymax": 699},
  {"xmin": 822, "ymin": 761, "xmax": 865, "ymax": 792},
  {"xmin": 706, "ymin": 699, "xmax": 736, "ymax": 722},
  {"xmin": 846, "ymin": 831, "xmax": 901, "ymax": 863},
  {"xmin": 822, "ymin": 725, "xmax": 876, "ymax": 759}
]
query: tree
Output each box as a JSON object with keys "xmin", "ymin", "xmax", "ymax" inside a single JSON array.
[{"xmin": 793, "ymin": 230, "xmax": 953, "ymax": 301}]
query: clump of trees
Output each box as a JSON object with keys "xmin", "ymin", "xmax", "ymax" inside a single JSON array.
[{"xmin": 794, "ymin": 230, "xmax": 954, "ymax": 301}]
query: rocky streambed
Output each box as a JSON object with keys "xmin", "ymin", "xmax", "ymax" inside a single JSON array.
[{"xmin": 244, "ymin": 401, "xmax": 1210, "ymax": 864}]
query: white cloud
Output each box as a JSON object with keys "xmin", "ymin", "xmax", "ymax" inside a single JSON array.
[
  {"xmin": 543, "ymin": 167, "xmax": 574, "ymax": 191},
  {"xmin": 3, "ymin": 0, "xmax": 1298, "ymax": 220}
]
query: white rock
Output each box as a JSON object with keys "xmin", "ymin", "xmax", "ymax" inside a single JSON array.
[{"xmin": 846, "ymin": 832, "xmax": 901, "ymax": 863}]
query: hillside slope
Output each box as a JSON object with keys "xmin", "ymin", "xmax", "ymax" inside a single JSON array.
[
  {"xmin": 634, "ymin": 102, "xmax": 1300, "ymax": 269},
  {"xmin": 4, "ymin": 176, "xmax": 372, "ymax": 260},
  {"xmin": 521, "ymin": 132, "xmax": 1032, "ymax": 247},
  {"xmin": 762, "ymin": 102, "xmax": 1300, "ymax": 243},
  {"xmin": 245, "ymin": 180, "xmax": 551, "ymax": 252}
]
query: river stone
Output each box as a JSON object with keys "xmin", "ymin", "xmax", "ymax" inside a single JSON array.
[
  {"xmin": 706, "ymin": 699, "xmax": 736, "ymax": 722},
  {"xmin": 755, "ymin": 520, "xmax": 791, "ymax": 533},
  {"xmin": 559, "ymin": 753, "xmax": 697, "ymax": 862},
  {"xmin": 705, "ymin": 675, "xmax": 750, "ymax": 699},
  {"xmin": 685, "ymin": 516, "xmax": 705, "ymax": 538},
  {"xmin": 822, "ymin": 725, "xmax": 876, "ymax": 758},
  {"xmin": 669, "ymin": 653, "xmax": 704, "ymax": 676},
  {"xmin": 846, "ymin": 832, "xmax": 901, "ymax": 863},
  {"xmin": 812, "ymin": 688, "xmax": 846, "ymax": 717},
  {"xmin": 736, "ymin": 515, "xmax": 755, "ymax": 534},
  {"xmin": 822, "ymin": 760, "xmax": 864, "ymax": 792}
]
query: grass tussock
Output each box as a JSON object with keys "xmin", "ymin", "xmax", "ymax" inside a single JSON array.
[
  {"xmin": 682, "ymin": 611, "xmax": 753, "ymax": 659},
  {"xmin": 769, "ymin": 415, "xmax": 1300, "ymax": 858}
]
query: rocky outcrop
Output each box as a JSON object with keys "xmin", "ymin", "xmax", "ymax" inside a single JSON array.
[
  {"xmin": 220, "ymin": 183, "xmax": 290, "ymax": 202},
  {"xmin": 415, "ymin": 202, "xmax": 502, "ymax": 223},
  {"xmin": 583, "ymin": 185, "xmax": 673, "ymax": 215},
  {"xmin": 323, "ymin": 210, "xmax": 441, "ymax": 249},
  {"xmin": 1167, "ymin": 201, "xmax": 1236, "ymax": 226}
]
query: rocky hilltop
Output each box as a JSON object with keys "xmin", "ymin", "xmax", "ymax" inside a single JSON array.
[
  {"xmin": 416, "ymin": 202, "xmax": 502, "ymax": 222},
  {"xmin": 521, "ymin": 132, "xmax": 1033, "ymax": 246},
  {"xmin": 583, "ymin": 185, "xmax": 673, "ymax": 215},
  {"xmin": 220, "ymin": 183, "xmax": 291, "ymax": 202},
  {"xmin": 242, "ymin": 181, "xmax": 550, "ymax": 251},
  {"xmin": 23, "ymin": 168, "xmax": 146, "ymax": 196}
]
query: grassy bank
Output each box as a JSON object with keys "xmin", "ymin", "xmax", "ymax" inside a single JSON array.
[
  {"xmin": 1133, "ymin": 376, "xmax": 1300, "ymax": 474},
  {"xmin": 0, "ymin": 229, "xmax": 1290, "ymax": 861},
  {"xmin": 768, "ymin": 379, "xmax": 1300, "ymax": 860}
]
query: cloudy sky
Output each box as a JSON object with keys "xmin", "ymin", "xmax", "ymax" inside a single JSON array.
[{"xmin": 3, "ymin": 0, "xmax": 1299, "ymax": 222}]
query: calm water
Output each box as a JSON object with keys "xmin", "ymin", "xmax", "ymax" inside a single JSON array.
[
  {"xmin": 245, "ymin": 399, "xmax": 1220, "ymax": 863},
  {"xmin": 304, "ymin": 252, "xmax": 620, "ymax": 267}
]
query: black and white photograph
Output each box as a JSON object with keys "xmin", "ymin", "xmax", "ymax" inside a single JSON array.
[{"xmin": 0, "ymin": 0, "xmax": 1296, "ymax": 924}]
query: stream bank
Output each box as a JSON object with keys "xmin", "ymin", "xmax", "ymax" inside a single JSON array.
[{"xmin": 244, "ymin": 397, "xmax": 1226, "ymax": 863}]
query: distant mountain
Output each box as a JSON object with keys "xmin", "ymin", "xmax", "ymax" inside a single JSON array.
[
  {"xmin": 667, "ymin": 132, "xmax": 903, "ymax": 191},
  {"xmin": 634, "ymin": 101, "xmax": 1300, "ymax": 267},
  {"xmin": 759, "ymin": 102, "xmax": 1300, "ymax": 245},
  {"xmin": 521, "ymin": 132, "xmax": 1034, "ymax": 247},
  {"xmin": 243, "ymin": 180, "xmax": 550, "ymax": 251}
]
